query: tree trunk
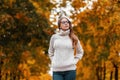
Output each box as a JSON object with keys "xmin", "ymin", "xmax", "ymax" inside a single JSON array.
[
  {"xmin": 0, "ymin": 70, "xmax": 1, "ymax": 80},
  {"xmin": 103, "ymin": 62, "xmax": 106, "ymax": 80},
  {"xmin": 96, "ymin": 66, "xmax": 102, "ymax": 80},
  {"xmin": 0, "ymin": 60, "xmax": 3, "ymax": 80},
  {"xmin": 96, "ymin": 67, "xmax": 100, "ymax": 80},
  {"xmin": 5, "ymin": 73, "xmax": 8, "ymax": 80},
  {"xmin": 13, "ymin": 72, "xmax": 16, "ymax": 80},
  {"xmin": 110, "ymin": 71, "xmax": 113, "ymax": 80},
  {"xmin": 112, "ymin": 62, "xmax": 118, "ymax": 80},
  {"xmin": 114, "ymin": 66, "xmax": 118, "ymax": 80}
]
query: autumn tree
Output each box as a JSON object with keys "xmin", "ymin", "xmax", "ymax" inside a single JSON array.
[
  {"xmin": 72, "ymin": 0, "xmax": 120, "ymax": 80},
  {"xmin": 0, "ymin": 0, "xmax": 54, "ymax": 80}
]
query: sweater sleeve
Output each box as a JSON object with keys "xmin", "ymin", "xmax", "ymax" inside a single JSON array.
[
  {"xmin": 74, "ymin": 40, "xmax": 84, "ymax": 64},
  {"xmin": 48, "ymin": 35, "xmax": 55, "ymax": 61}
]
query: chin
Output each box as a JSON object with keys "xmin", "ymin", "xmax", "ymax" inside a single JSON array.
[{"xmin": 64, "ymin": 29, "xmax": 68, "ymax": 31}]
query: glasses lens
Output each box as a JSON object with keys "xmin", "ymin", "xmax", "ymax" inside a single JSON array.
[{"xmin": 61, "ymin": 21, "xmax": 69, "ymax": 24}]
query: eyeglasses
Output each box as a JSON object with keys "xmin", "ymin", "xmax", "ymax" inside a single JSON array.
[{"xmin": 60, "ymin": 21, "xmax": 69, "ymax": 24}]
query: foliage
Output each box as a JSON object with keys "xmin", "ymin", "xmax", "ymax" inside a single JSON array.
[
  {"xmin": 0, "ymin": 0, "xmax": 120, "ymax": 80},
  {"xmin": 0, "ymin": 0, "xmax": 54, "ymax": 80},
  {"xmin": 72, "ymin": 0, "xmax": 120, "ymax": 80}
]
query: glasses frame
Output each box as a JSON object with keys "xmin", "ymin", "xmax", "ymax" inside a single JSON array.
[{"xmin": 60, "ymin": 21, "xmax": 69, "ymax": 24}]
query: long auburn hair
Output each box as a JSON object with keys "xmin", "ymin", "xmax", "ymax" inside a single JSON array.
[{"xmin": 58, "ymin": 17, "xmax": 78, "ymax": 48}]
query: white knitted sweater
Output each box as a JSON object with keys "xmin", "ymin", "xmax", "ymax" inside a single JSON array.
[{"xmin": 48, "ymin": 29, "xmax": 84, "ymax": 71}]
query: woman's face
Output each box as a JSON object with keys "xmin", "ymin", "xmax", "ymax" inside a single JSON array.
[{"xmin": 60, "ymin": 18, "xmax": 70, "ymax": 31}]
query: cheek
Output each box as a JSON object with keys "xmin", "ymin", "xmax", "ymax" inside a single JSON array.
[
  {"xmin": 60, "ymin": 25, "xmax": 64, "ymax": 28},
  {"xmin": 61, "ymin": 26, "xmax": 67, "ymax": 29}
]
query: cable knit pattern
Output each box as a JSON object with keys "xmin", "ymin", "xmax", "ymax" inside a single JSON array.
[
  {"xmin": 48, "ymin": 29, "xmax": 84, "ymax": 71},
  {"xmin": 58, "ymin": 29, "xmax": 70, "ymax": 36}
]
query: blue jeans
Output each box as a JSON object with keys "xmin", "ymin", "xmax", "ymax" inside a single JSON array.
[{"xmin": 53, "ymin": 70, "xmax": 76, "ymax": 80}]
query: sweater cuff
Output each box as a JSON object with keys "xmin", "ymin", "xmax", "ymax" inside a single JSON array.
[
  {"xmin": 49, "ymin": 56, "xmax": 53, "ymax": 61},
  {"xmin": 75, "ymin": 58, "xmax": 79, "ymax": 64}
]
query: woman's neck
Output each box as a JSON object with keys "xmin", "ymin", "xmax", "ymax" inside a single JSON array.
[{"xmin": 58, "ymin": 29, "xmax": 70, "ymax": 36}]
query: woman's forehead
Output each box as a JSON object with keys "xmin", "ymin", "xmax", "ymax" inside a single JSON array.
[{"xmin": 61, "ymin": 18, "xmax": 68, "ymax": 21}]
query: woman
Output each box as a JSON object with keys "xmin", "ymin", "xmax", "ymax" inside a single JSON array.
[{"xmin": 48, "ymin": 16, "xmax": 84, "ymax": 80}]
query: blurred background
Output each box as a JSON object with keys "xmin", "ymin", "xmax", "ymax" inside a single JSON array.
[{"xmin": 0, "ymin": 0, "xmax": 120, "ymax": 80}]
